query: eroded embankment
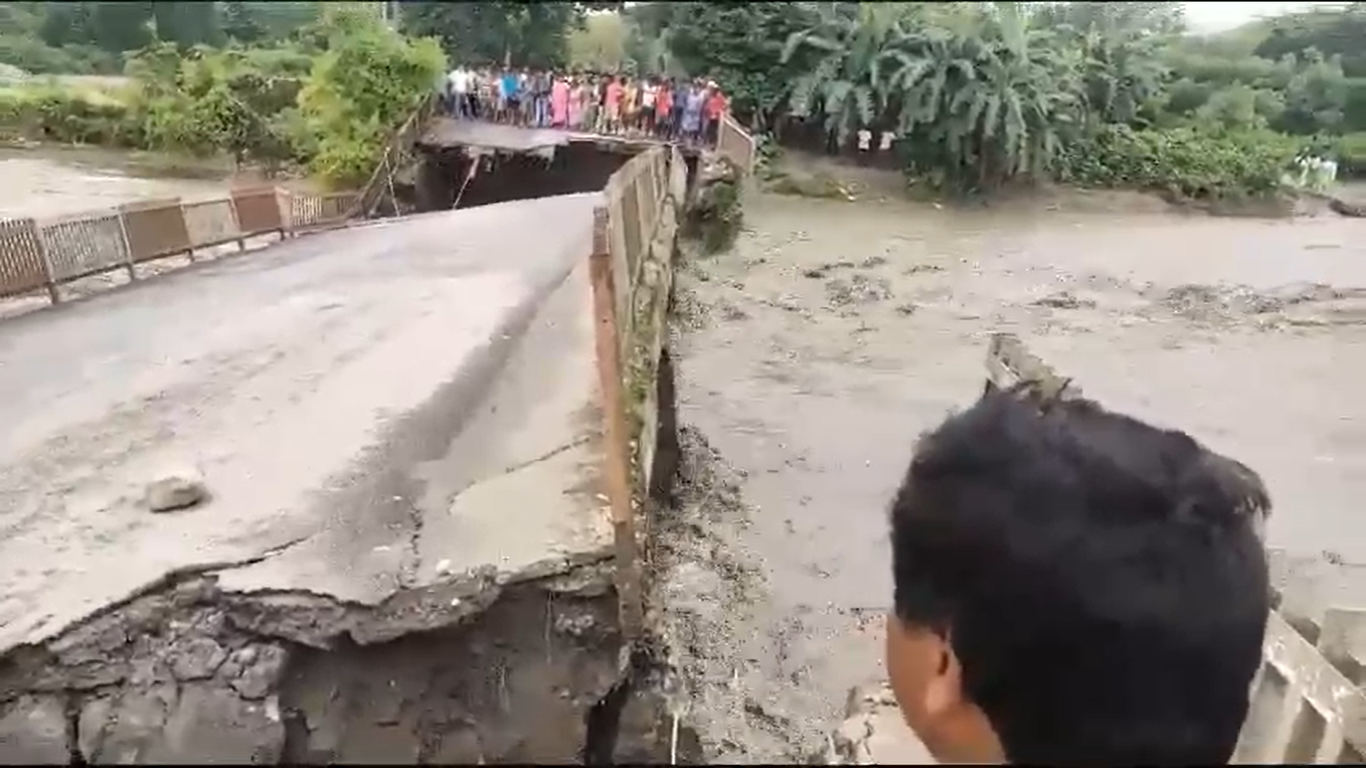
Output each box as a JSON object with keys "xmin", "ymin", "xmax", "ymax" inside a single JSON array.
[
  {"xmin": 0, "ymin": 561, "xmax": 633, "ymax": 764},
  {"xmin": 639, "ymin": 285, "xmax": 818, "ymax": 764}
]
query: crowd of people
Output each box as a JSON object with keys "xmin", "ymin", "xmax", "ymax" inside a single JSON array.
[{"xmin": 440, "ymin": 66, "xmax": 732, "ymax": 147}]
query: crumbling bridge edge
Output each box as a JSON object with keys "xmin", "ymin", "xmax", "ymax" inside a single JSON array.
[{"xmin": 578, "ymin": 115, "xmax": 755, "ymax": 759}]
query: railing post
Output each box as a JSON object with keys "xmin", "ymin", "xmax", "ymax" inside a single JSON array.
[
  {"xmin": 1318, "ymin": 607, "xmax": 1366, "ymax": 684},
  {"xmin": 179, "ymin": 202, "xmax": 197, "ymax": 262},
  {"xmin": 588, "ymin": 204, "xmax": 643, "ymax": 642},
  {"xmin": 33, "ymin": 225, "xmax": 60, "ymax": 305},
  {"xmin": 115, "ymin": 209, "xmax": 137, "ymax": 280}
]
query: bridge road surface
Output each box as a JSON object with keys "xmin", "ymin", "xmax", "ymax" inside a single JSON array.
[
  {"xmin": 0, "ymin": 193, "xmax": 613, "ymax": 655},
  {"xmin": 418, "ymin": 116, "xmax": 681, "ymax": 154}
]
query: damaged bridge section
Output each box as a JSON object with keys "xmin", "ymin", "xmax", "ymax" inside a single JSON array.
[{"xmin": 0, "ymin": 159, "xmax": 688, "ymax": 764}]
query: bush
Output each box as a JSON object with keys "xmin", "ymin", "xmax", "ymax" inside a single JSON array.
[
  {"xmin": 1345, "ymin": 78, "xmax": 1366, "ymax": 132},
  {"xmin": 1336, "ymin": 132, "xmax": 1366, "ymax": 178},
  {"xmin": 0, "ymin": 35, "xmax": 120, "ymax": 76},
  {"xmin": 124, "ymin": 43, "xmax": 309, "ymax": 169},
  {"xmin": 296, "ymin": 6, "xmax": 445, "ymax": 188},
  {"xmin": 1058, "ymin": 124, "xmax": 1302, "ymax": 200},
  {"xmin": 0, "ymin": 85, "xmax": 135, "ymax": 145},
  {"xmin": 5, "ymin": 8, "xmax": 445, "ymax": 190}
]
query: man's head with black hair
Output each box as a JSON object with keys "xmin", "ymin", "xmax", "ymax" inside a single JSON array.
[{"xmin": 886, "ymin": 388, "xmax": 1270, "ymax": 765}]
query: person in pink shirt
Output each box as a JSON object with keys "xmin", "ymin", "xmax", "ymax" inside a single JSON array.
[
  {"xmin": 604, "ymin": 76, "xmax": 624, "ymax": 135},
  {"xmin": 551, "ymin": 75, "xmax": 570, "ymax": 129}
]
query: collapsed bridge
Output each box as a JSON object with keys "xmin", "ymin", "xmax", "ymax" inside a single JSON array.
[{"xmin": 0, "ymin": 94, "xmax": 752, "ymax": 762}]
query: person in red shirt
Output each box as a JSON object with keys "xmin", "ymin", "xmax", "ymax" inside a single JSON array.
[
  {"xmin": 704, "ymin": 83, "xmax": 729, "ymax": 148},
  {"xmin": 654, "ymin": 80, "xmax": 673, "ymax": 140}
]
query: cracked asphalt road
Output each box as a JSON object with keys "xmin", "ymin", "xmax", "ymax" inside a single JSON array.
[{"xmin": 0, "ymin": 194, "xmax": 613, "ymax": 654}]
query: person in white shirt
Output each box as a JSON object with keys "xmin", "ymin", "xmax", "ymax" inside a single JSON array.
[
  {"xmin": 880, "ymin": 130, "xmax": 895, "ymax": 152},
  {"xmin": 640, "ymin": 78, "xmax": 658, "ymax": 135},
  {"xmin": 448, "ymin": 67, "xmax": 469, "ymax": 119},
  {"xmin": 857, "ymin": 127, "xmax": 873, "ymax": 165}
]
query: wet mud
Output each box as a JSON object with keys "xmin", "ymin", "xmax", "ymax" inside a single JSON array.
[{"xmin": 658, "ymin": 184, "xmax": 1366, "ymax": 761}]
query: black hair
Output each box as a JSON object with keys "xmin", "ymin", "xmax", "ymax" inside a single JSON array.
[{"xmin": 889, "ymin": 389, "xmax": 1270, "ymax": 765}]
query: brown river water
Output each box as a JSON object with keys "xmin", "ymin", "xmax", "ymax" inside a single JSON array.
[
  {"xmin": 659, "ymin": 176, "xmax": 1366, "ymax": 762},
  {"xmin": 0, "ymin": 147, "xmax": 232, "ymax": 219}
]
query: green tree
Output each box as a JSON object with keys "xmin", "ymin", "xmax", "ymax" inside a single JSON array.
[
  {"xmin": 1038, "ymin": 8, "xmax": 1172, "ymax": 126},
  {"xmin": 1032, "ymin": 1, "xmax": 1186, "ymax": 37},
  {"xmin": 37, "ymin": 1, "xmax": 94, "ymax": 48},
  {"xmin": 221, "ymin": 0, "xmax": 265, "ymax": 44},
  {"xmin": 782, "ymin": 4, "xmax": 913, "ymax": 143},
  {"xmin": 152, "ymin": 2, "xmax": 221, "ymax": 48},
  {"xmin": 299, "ymin": 2, "xmax": 445, "ymax": 186},
  {"xmin": 1254, "ymin": 5, "xmax": 1366, "ymax": 78},
  {"xmin": 1276, "ymin": 49, "xmax": 1348, "ymax": 134},
  {"xmin": 663, "ymin": 1, "xmax": 823, "ymax": 128},
  {"xmin": 1195, "ymin": 83, "xmax": 1269, "ymax": 130},
  {"xmin": 781, "ymin": 2, "xmax": 1085, "ymax": 191},
  {"xmin": 400, "ymin": 1, "xmax": 582, "ymax": 67},
  {"xmin": 567, "ymin": 11, "xmax": 626, "ymax": 71},
  {"xmin": 249, "ymin": 1, "xmax": 325, "ymax": 42},
  {"xmin": 40, "ymin": 1, "xmax": 155, "ymax": 54}
]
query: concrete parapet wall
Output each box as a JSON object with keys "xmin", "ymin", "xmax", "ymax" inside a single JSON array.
[
  {"xmin": 587, "ymin": 145, "xmax": 690, "ymax": 641},
  {"xmin": 1234, "ymin": 574, "xmax": 1366, "ymax": 763}
]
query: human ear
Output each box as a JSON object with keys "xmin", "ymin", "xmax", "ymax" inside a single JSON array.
[{"xmin": 922, "ymin": 635, "xmax": 963, "ymax": 716}]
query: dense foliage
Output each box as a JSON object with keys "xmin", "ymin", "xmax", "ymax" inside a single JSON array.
[
  {"xmin": 0, "ymin": 2, "xmax": 332, "ymax": 74},
  {"xmin": 1, "ymin": 3, "xmax": 443, "ymax": 189},
  {"xmin": 5, "ymin": 0, "xmax": 1366, "ymax": 199},
  {"xmin": 1056, "ymin": 124, "xmax": 1300, "ymax": 201},
  {"xmin": 297, "ymin": 5, "xmax": 444, "ymax": 187},
  {"xmin": 618, "ymin": 0, "xmax": 1366, "ymax": 196}
]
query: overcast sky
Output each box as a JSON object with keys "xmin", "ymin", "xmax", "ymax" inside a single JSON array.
[{"xmin": 1182, "ymin": 1, "xmax": 1345, "ymax": 32}]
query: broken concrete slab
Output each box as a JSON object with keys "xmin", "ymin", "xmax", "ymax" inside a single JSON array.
[
  {"xmin": 0, "ymin": 694, "xmax": 69, "ymax": 764},
  {"xmin": 421, "ymin": 119, "xmax": 573, "ymax": 154},
  {"xmin": 0, "ymin": 193, "xmax": 613, "ymax": 655}
]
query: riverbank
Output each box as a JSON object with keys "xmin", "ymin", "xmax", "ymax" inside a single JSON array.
[{"xmin": 760, "ymin": 150, "xmax": 1366, "ymax": 220}]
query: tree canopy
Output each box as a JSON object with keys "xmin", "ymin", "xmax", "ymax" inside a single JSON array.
[{"xmin": 398, "ymin": 1, "xmax": 586, "ymax": 68}]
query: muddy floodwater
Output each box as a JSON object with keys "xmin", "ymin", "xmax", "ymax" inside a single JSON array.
[
  {"xmin": 0, "ymin": 147, "xmax": 234, "ymax": 219},
  {"xmin": 662, "ymin": 183, "xmax": 1366, "ymax": 762}
]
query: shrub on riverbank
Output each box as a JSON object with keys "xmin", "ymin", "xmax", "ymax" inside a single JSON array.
[
  {"xmin": 3, "ymin": 5, "xmax": 443, "ymax": 189},
  {"xmin": 0, "ymin": 84, "xmax": 135, "ymax": 145},
  {"xmin": 1336, "ymin": 132, "xmax": 1366, "ymax": 178},
  {"xmin": 1057, "ymin": 124, "xmax": 1301, "ymax": 201},
  {"xmin": 296, "ymin": 6, "xmax": 445, "ymax": 188}
]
